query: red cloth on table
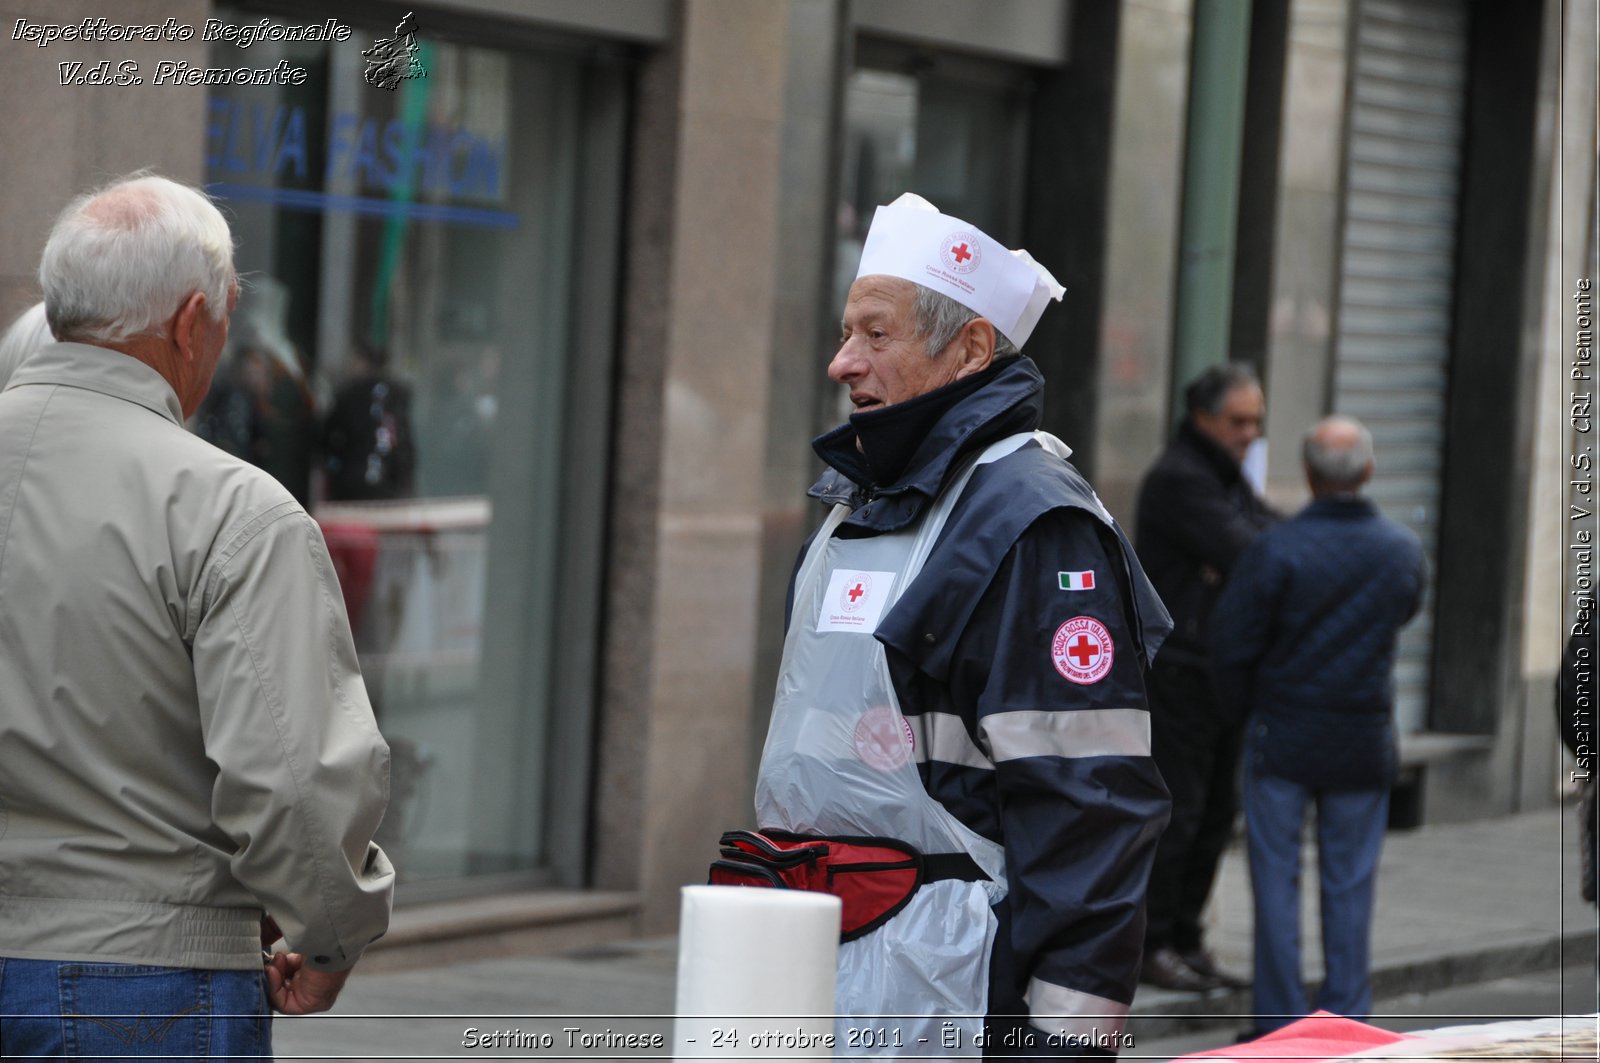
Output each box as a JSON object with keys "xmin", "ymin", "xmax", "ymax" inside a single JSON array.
[
  {"xmin": 317, "ymin": 519, "xmax": 380, "ymax": 632},
  {"xmin": 1180, "ymin": 1011, "xmax": 1415, "ymax": 1060}
]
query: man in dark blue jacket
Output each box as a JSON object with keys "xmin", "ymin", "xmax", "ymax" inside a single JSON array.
[{"xmin": 1209, "ymin": 416, "xmax": 1426, "ymax": 1033}]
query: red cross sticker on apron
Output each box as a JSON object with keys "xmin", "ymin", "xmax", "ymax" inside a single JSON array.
[
  {"xmin": 840, "ymin": 573, "xmax": 873, "ymax": 613},
  {"xmin": 1051, "ymin": 616, "xmax": 1114, "ymax": 684}
]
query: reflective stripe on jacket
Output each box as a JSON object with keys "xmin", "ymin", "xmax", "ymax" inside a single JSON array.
[{"xmin": 804, "ymin": 357, "xmax": 1173, "ymax": 1032}]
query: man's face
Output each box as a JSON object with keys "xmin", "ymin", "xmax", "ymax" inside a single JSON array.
[
  {"xmin": 1192, "ymin": 383, "xmax": 1264, "ymax": 466},
  {"xmin": 829, "ymin": 276, "xmax": 964, "ymax": 412}
]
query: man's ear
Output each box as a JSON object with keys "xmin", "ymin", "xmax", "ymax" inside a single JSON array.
[
  {"xmin": 951, "ymin": 317, "xmax": 997, "ymax": 380},
  {"xmin": 172, "ymin": 291, "xmax": 208, "ymax": 364}
]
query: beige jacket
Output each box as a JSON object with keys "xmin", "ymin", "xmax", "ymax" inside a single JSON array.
[{"xmin": 0, "ymin": 342, "xmax": 392, "ymax": 972}]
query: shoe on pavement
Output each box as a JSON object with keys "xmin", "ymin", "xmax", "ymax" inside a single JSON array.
[
  {"xmin": 1178, "ymin": 946, "xmax": 1250, "ymax": 990},
  {"xmin": 1140, "ymin": 945, "xmax": 1221, "ymax": 992}
]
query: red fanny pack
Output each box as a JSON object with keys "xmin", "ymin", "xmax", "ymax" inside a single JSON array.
[{"xmin": 708, "ymin": 829, "xmax": 989, "ymax": 943}]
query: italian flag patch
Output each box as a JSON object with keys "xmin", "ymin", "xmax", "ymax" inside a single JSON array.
[{"xmin": 1058, "ymin": 570, "xmax": 1095, "ymax": 591}]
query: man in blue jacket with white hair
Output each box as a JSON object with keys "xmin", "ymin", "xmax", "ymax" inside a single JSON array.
[{"xmin": 1210, "ymin": 415, "xmax": 1426, "ymax": 1034}]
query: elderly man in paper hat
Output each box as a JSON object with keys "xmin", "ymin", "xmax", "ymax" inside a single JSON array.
[{"xmin": 741, "ymin": 195, "xmax": 1173, "ymax": 1056}]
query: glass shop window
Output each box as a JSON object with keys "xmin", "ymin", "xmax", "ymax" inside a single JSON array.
[{"xmin": 202, "ymin": 10, "xmax": 624, "ymax": 895}]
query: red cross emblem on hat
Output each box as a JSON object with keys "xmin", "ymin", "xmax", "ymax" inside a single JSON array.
[
  {"xmin": 1051, "ymin": 616, "xmax": 1114, "ymax": 684},
  {"xmin": 939, "ymin": 230, "xmax": 982, "ymax": 274}
]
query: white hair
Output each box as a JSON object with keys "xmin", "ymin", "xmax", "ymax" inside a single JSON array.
[
  {"xmin": 912, "ymin": 285, "xmax": 1019, "ymax": 360},
  {"xmin": 1303, "ymin": 415, "xmax": 1375, "ymax": 489},
  {"xmin": 38, "ymin": 172, "xmax": 235, "ymax": 345},
  {"xmin": 0, "ymin": 301, "xmax": 53, "ymax": 388}
]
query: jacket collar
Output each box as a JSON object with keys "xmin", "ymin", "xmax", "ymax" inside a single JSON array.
[
  {"xmin": 5, "ymin": 341, "xmax": 183, "ymax": 425},
  {"xmin": 1304, "ymin": 494, "xmax": 1378, "ymax": 518},
  {"xmin": 1176, "ymin": 418, "xmax": 1243, "ymax": 483},
  {"xmin": 809, "ymin": 356, "xmax": 1045, "ymax": 531}
]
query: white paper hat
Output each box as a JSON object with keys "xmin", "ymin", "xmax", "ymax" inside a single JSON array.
[{"xmin": 853, "ymin": 193, "xmax": 1065, "ymax": 349}]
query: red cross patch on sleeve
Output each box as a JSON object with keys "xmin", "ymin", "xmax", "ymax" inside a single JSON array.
[{"xmin": 1051, "ymin": 616, "xmax": 1114, "ymax": 684}]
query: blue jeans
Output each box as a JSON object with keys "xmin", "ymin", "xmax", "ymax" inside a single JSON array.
[
  {"xmin": 1243, "ymin": 760, "xmax": 1388, "ymax": 1033},
  {"xmin": 0, "ymin": 957, "xmax": 271, "ymax": 1060}
]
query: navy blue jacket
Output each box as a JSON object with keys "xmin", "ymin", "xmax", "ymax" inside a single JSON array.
[
  {"xmin": 1209, "ymin": 495, "xmax": 1426, "ymax": 790},
  {"xmin": 801, "ymin": 357, "xmax": 1173, "ymax": 1040}
]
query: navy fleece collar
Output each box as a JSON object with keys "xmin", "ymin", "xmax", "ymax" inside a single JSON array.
[
  {"xmin": 809, "ymin": 356, "xmax": 1045, "ymax": 531},
  {"xmin": 1304, "ymin": 494, "xmax": 1378, "ymax": 518},
  {"xmin": 821, "ymin": 360, "xmax": 1006, "ymax": 488}
]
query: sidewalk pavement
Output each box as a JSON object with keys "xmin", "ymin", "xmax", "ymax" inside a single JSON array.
[{"xmin": 274, "ymin": 804, "xmax": 1597, "ymax": 1061}]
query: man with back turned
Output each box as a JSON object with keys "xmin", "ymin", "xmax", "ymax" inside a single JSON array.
[
  {"xmin": 1210, "ymin": 416, "xmax": 1426, "ymax": 1030},
  {"xmin": 0, "ymin": 173, "xmax": 393, "ymax": 1058}
]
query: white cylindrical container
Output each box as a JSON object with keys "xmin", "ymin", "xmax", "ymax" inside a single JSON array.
[{"xmin": 672, "ymin": 885, "xmax": 841, "ymax": 1059}]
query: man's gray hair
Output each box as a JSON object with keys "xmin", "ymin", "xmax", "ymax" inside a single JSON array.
[
  {"xmin": 913, "ymin": 285, "xmax": 1020, "ymax": 360},
  {"xmin": 1303, "ymin": 415, "xmax": 1374, "ymax": 489},
  {"xmin": 39, "ymin": 172, "xmax": 235, "ymax": 345},
  {"xmin": 1185, "ymin": 362, "xmax": 1261, "ymax": 416}
]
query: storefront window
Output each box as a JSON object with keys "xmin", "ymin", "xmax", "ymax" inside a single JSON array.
[{"xmin": 203, "ymin": 11, "xmax": 625, "ymax": 892}]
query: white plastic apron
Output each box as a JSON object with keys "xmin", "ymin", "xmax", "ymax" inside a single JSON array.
[{"xmin": 756, "ymin": 432, "xmax": 1066, "ymax": 1054}]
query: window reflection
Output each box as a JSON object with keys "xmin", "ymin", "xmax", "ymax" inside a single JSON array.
[{"xmin": 202, "ymin": 11, "xmax": 605, "ymax": 889}]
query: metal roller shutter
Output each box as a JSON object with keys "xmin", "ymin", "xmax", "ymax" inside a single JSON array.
[{"xmin": 1331, "ymin": 0, "xmax": 1468, "ymax": 733}]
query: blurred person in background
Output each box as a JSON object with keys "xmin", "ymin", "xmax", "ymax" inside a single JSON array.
[
  {"xmin": 1210, "ymin": 416, "xmax": 1426, "ymax": 1034},
  {"xmin": 193, "ymin": 276, "xmax": 317, "ymax": 504},
  {"xmin": 1134, "ymin": 364, "xmax": 1279, "ymax": 993},
  {"xmin": 322, "ymin": 341, "xmax": 417, "ymax": 502},
  {"xmin": 0, "ymin": 301, "xmax": 52, "ymax": 388}
]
